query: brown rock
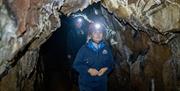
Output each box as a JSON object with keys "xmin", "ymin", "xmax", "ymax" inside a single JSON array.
[{"xmin": 11, "ymin": 0, "xmax": 30, "ymax": 34}]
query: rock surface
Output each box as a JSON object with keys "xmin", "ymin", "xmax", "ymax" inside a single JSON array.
[{"xmin": 0, "ymin": 0, "xmax": 180, "ymax": 91}]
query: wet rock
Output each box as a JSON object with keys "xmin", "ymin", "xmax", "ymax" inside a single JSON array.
[
  {"xmin": 61, "ymin": 0, "xmax": 100, "ymax": 15},
  {"xmin": 102, "ymin": 0, "xmax": 180, "ymax": 32},
  {"xmin": 100, "ymin": 4, "xmax": 179, "ymax": 90},
  {"xmin": 0, "ymin": 49, "xmax": 39, "ymax": 91},
  {"xmin": 0, "ymin": 0, "xmax": 100, "ymax": 91},
  {"xmin": 0, "ymin": 0, "xmax": 180, "ymax": 91}
]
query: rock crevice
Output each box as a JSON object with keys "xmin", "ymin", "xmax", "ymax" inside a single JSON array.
[{"xmin": 0, "ymin": 0, "xmax": 180, "ymax": 91}]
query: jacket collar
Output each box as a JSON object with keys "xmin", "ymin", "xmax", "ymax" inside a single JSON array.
[{"xmin": 86, "ymin": 40, "xmax": 105, "ymax": 52}]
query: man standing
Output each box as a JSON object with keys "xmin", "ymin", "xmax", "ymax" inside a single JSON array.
[
  {"xmin": 67, "ymin": 17, "xmax": 87, "ymax": 64},
  {"xmin": 66, "ymin": 17, "xmax": 88, "ymax": 89}
]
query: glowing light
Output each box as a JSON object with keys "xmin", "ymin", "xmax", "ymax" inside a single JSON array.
[
  {"xmin": 77, "ymin": 18, "xmax": 83, "ymax": 23},
  {"xmin": 94, "ymin": 23, "xmax": 101, "ymax": 30},
  {"xmin": 94, "ymin": 8, "xmax": 98, "ymax": 15}
]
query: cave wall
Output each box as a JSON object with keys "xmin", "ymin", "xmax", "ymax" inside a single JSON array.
[
  {"xmin": 0, "ymin": 0, "xmax": 99, "ymax": 90},
  {"xmin": 102, "ymin": 0, "xmax": 180, "ymax": 32},
  {"xmin": 100, "ymin": 0, "xmax": 180, "ymax": 91},
  {"xmin": 0, "ymin": 0, "xmax": 61, "ymax": 90},
  {"xmin": 0, "ymin": 0, "xmax": 180, "ymax": 91}
]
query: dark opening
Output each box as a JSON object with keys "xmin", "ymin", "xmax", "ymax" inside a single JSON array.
[{"xmin": 38, "ymin": 2, "xmax": 109, "ymax": 91}]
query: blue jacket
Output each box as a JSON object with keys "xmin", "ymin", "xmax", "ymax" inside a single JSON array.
[{"xmin": 73, "ymin": 40, "xmax": 114, "ymax": 87}]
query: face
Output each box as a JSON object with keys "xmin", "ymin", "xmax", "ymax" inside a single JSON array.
[{"xmin": 92, "ymin": 31, "xmax": 103, "ymax": 43}]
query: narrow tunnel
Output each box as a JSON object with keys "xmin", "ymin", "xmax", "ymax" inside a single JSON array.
[
  {"xmin": 37, "ymin": 2, "xmax": 180, "ymax": 91},
  {"xmin": 38, "ymin": 3, "xmax": 112, "ymax": 91},
  {"xmin": 0, "ymin": 1, "xmax": 180, "ymax": 91},
  {"xmin": 39, "ymin": 15, "xmax": 75, "ymax": 91}
]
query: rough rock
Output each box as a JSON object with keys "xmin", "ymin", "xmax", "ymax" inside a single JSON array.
[
  {"xmin": 102, "ymin": 0, "xmax": 180, "ymax": 32},
  {"xmin": 100, "ymin": 3, "xmax": 179, "ymax": 90},
  {"xmin": 0, "ymin": 0, "xmax": 180, "ymax": 91},
  {"xmin": 0, "ymin": 0, "xmax": 99, "ymax": 91}
]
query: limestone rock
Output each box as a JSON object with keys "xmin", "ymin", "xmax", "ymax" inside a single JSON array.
[
  {"xmin": 102, "ymin": 0, "xmax": 180, "ymax": 32},
  {"xmin": 0, "ymin": 0, "xmax": 180, "ymax": 91}
]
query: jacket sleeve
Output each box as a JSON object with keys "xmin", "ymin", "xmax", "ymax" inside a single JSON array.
[
  {"xmin": 103, "ymin": 48, "xmax": 114, "ymax": 74},
  {"xmin": 73, "ymin": 46, "xmax": 90, "ymax": 75}
]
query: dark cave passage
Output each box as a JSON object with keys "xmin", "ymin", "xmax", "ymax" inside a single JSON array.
[
  {"xmin": 38, "ymin": 3, "xmax": 107, "ymax": 91},
  {"xmin": 39, "ymin": 16, "xmax": 80, "ymax": 91},
  {"xmin": 37, "ymin": 2, "xmax": 180, "ymax": 91},
  {"xmin": 0, "ymin": 1, "xmax": 180, "ymax": 91}
]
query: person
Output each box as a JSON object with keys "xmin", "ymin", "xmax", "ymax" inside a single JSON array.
[
  {"xmin": 67, "ymin": 17, "xmax": 87, "ymax": 61},
  {"xmin": 73, "ymin": 23, "xmax": 114, "ymax": 91},
  {"xmin": 66, "ymin": 17, "xmax": 88, "ymax": 89}
]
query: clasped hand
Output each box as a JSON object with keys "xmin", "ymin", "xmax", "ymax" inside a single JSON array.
[{"xmin": 88, "ymin": 67, "xmax": 108, "ymax": 76}]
